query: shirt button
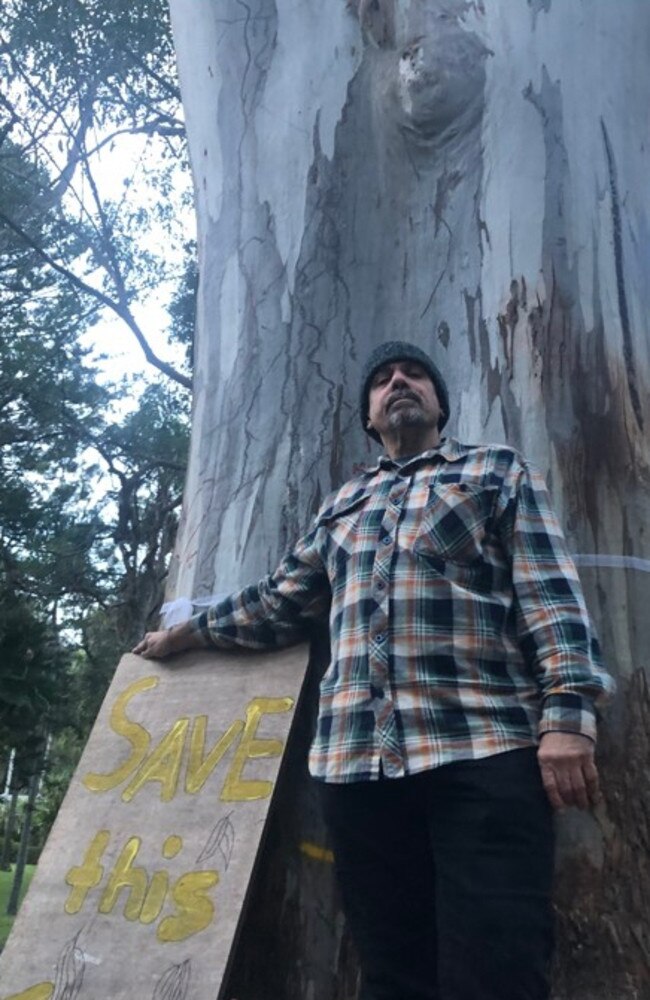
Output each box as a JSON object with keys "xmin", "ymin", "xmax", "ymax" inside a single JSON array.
[
  {"xmin": 376, "ymin": 580, "xmax": 385, "ymax": 590},
  {"xmin": 382, "ymin": 535, "xmax": 391, "ymax": 545},
  {"xmin": 375, "ymin": 633, "xmax": 385, "ymax": 644}
]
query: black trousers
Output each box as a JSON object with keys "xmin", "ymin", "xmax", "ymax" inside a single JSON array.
[{"xmin": 319, "ymin": 749, "xmax": 555, "ymax": 1000}]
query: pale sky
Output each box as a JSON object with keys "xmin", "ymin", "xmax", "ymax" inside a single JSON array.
[{"xmin": 74, "ymin": 130, "xmax": 195, "ymax": 409}]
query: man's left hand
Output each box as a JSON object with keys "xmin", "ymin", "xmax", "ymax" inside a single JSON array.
[{"xmin": 537, "ymin": 732, "xmax": 600, "ymax": 811}]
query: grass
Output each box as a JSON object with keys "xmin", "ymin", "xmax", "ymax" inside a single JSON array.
[{"xmin": 0, "ymin": 864, "xmax": 36, "ymax": 951}]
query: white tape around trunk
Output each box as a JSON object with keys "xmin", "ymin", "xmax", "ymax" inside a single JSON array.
[
  {"xmin": 160, "ymin": 594, "xmax": 229, "ymax": 627},
  {"xmin": 160, "ymin": 555, "xmax": 650, "ymax": 628},
  {"xmin": 572, "ymin": 554, "xmax": 650, "ymax": 573}
]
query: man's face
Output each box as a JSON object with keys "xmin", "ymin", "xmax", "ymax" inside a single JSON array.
[{"xmin": 367, "ymin": 360, "xmax": 441, "ymax": 440}]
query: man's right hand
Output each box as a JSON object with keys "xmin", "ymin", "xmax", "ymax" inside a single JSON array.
[
  {"xmin": 537, "ymin": 731, "xmax": 600, "ymax": 811},
  {"xmin": 132, "ymin": 622, "xmax": 206, "ymax": 660}
]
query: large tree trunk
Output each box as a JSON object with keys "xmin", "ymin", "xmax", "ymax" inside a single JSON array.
[{"xmin": 167, "ymin": 1, "xmax": 650, "ymax": 996}]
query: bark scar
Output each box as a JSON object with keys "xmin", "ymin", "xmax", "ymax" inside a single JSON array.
[
  {"xmin": 601, "ymin": 118, "xmax": 643, "ymax": 432},
  {"xmin": 346, "ymin": 0, "xmax": 395, "ymax": 49}
]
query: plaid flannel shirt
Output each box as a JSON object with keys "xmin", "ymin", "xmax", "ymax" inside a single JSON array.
[{"xmin": 194, "ymin": 438, "xmax": 614, "ymax": 783}]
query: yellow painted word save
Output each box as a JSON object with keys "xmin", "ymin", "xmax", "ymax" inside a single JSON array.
[{"xmin": 82, "ymin": 677, "xmax": 294, "ymax": 803}]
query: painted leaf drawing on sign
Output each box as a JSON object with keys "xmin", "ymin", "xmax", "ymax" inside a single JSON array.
[
  {"xmin": 196, "ymin": 812, "xmax": 236, "ymax": 870},
  {"xmin": 152, "ymin": 959, "xmax": 191, "ymax": 1000}
]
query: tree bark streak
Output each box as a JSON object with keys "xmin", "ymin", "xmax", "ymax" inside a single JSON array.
[{"xmin": 600, "ymin": 118, "xmax": 644, "ymax": 433}]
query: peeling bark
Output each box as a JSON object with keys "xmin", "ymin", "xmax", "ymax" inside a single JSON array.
[{"xmin": 168, "ymin": 1, "xmax": 650, "ymax": 995}]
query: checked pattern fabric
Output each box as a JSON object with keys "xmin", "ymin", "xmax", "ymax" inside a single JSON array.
[{"xmin": 195, "ymin": 438, "xmax": 615, "ymax": 783}]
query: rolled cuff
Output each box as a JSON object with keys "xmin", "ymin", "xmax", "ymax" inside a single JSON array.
[
  {"xmin": 538, "ymin": 693, "xmax": 597, "ymax": 742},
  {"xmin": 188, "ymin": 611, "xmax": 235, "ymax": 650}
]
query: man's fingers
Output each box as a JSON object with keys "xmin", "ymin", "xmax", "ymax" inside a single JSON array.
[
  {"xmin": 555, "ymin": 767, "xmax": 577, "ymax": 810},
  {"xmin": 583, "ymin": 758, "xmax": 601, "ymax": 806},
  {"xmin": 539, "ymin": 763, "xmax": 564, "ymax": 811},
  {"xmin": 538, "ymin": 732, "xmax": 601, "ymax": 811},
  {"xmin": 569, "ymin": 767, "xmax": 590, "ymax": 811},
  {"xmin": 539, "ymin": 759, "xmax": 600, "ymax": 811},
  {"xmin": 540, "ymin": 762, "xmax": 585, "ymax": 811},
  {"xmin": 132, "ymin": 629, "xmax": 185, "ymax": 660},
  {"xmin": 566, "ymin": 760, "xmax": 600, "ymax": 811},
  {"xmin": 132, "ymin": 632, "xmax": 159, "ymax": 658}
]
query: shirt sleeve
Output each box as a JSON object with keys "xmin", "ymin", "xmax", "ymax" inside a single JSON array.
[
  {"xmin": 498, "ymin": 461, "xmax": 616, "ymax": 741},
  {"xmin": 188, "ymin": 520, "xmax": 331, "ymax": 651}
]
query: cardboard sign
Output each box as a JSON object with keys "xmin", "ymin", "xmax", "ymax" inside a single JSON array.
[{"xmin": 0, "ymin": 646, "xmax": 309, "ymax": 1000}]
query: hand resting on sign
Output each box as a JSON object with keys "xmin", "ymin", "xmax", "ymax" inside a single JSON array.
[{"xmin": 132, "ymin": 621, "xmax": 207, "ymax": 660}]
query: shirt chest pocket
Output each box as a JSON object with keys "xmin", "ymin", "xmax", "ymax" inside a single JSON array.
[
  {"xmin": 414, "ymin": 482, "xmax": 497, "ymax": 566},
  {"xmin": 317, "ymin": 492, "xmax": 374, "ymax": 558}
]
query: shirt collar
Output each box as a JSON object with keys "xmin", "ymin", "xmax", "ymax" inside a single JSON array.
[{"xmin": 363, "ymin": 437, "xmax": 471, "ymax": 474}]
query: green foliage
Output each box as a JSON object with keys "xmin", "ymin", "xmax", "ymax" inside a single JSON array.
[
  {"xmin": 4, "ymin": 0, "xmax": 179, "ymax": 126},
  {"xmin": 0, "ymin": 0, "xmax": 194, "ymax": 388},
  {"xmin": 167, "ymin": 246, "xmax": 198, "ymax": 366},
  {"xmin": 94, "ymin": 382, "xmax": 190, "ymax": 645},
  {"xmin": 0, "ymin": 864, "xmax": 35, "ymax": 948},
  {"xmin": 0, "ymin": 586, "xmax": 66, "ymax": 792},
  {"xmin": 0, "ymin": 0, "xmax": 195, "ymax": 858},
  {"xmin": 31, "ymin": 727, "xmax": 83, "ymax": 850},
  {"xmin": 0, "ymin": 261, "xmax": 111, "ymax": 618}
]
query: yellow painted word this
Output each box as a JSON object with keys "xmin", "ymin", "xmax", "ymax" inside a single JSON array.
[{"xmin": 64, "ymin": 830, "xmax": 217, "ymax": 942}]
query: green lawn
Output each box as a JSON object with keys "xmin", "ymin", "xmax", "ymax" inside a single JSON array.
[{"xmin": 0, "ymin": 864, "xmax": 36, "ymax": 951}]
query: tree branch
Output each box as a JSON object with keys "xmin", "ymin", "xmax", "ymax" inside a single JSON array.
[
  {"xmin": 125, "ymin": 50, "xmax": 182, "ymax": 103},
  {"xmin": 0, "ymin": 209, "xmax": 191, "ymax": 389},
  {"xmin": 81, "ymin": 121, "xmax": 185, "ymax": 162}
]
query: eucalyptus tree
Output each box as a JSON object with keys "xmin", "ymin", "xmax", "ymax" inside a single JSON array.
[{"xmin": 167, "ymin": 1, "xmax": 650, "ymax": 997}]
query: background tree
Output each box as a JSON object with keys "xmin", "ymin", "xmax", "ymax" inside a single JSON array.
[
  {"xmin": 0, "ymin": 585, "xmax": 65, "ymax": 890},
  {"xmin": 167, "ymin": 1, "xmax": 650, "ymax": 997},
  {"xmin": 0, "ymin": 0, "xmax": 193, "ymax": 891},
  {"xmin": 0, "ymin": 0, "xmax": 191, "ymax": 387},
  {"xmin": 0, "ymin": 376, "xmax": 189, "ymax": 874}
]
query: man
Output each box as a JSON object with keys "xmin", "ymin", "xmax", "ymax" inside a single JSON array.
[{"xmin": 135, "ymin": 341, "xmax": 614, "ymax": 1000}]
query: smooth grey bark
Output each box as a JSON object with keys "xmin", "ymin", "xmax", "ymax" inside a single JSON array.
[{"xmin": 168, "ymin": 2, "xmax": 650, "ymax": 996}]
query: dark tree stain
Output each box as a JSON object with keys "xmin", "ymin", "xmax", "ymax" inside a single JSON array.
[
  {"xmin": 493, "ymin": 277, "xmax": 528, "ymax": 380},
  {"xmin": 434, "ymin": 169, "xmax": 462, "ymax": 237},
  {"xmin": 528, "ymin": 297, "xmax": 544, "ymax": 357},
  {"xmin": 520, "ymin": 274, "xmax": 528, "ymax": 310},
  {"xmin": 553, "ymin": 669, "xmax": 650, "ymax": 1000},
  {"xmin": 330, "ymin": 384, "xmax": 345, "ymax": 487},
  {"xmin": 521, "ymin": 69, "xmax": 647, "ymax": 505},
  {"xmin": 437, "ymin": 319, "xmax": 450, "ymax": 349},
  {"xmin": 477, "ymin": 300, "xmax": 520, "ymax": 446},
  {"xmin": 346, "ymin": 0, "xmax": 395, "ymax": 49},
  {"xmin": 600, "ymin": 118, "xmax": 644, "ymax": 432},
  {"xmin": 496, "ymin": 320, "xmax": 511, "ymax": 374},
  {"xmin": 463, "ymin": 291, "xmax": 477, "ymax": 363},
  {"xmin": 528, "ymin": 0, "xmax": 551, "ymax": 20}
]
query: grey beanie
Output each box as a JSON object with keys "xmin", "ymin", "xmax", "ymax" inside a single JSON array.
[{"xmin": 360, "ymin": 341, "xmax": 450, "ymax": 442}]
